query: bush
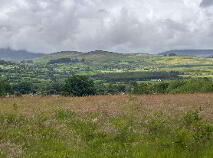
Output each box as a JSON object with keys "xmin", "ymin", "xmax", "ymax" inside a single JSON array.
[
  {"xmin": 63, "ymin": 75, "xmax": 96, "ymax": 96},
  {"xmin": 144, "ymin": 111, "xmax": 213, "ymax": 151}
]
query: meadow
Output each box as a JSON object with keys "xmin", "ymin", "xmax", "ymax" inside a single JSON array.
[{"xmin": 1, "ymin": 93, "xmax": 213, "ymax": 158}]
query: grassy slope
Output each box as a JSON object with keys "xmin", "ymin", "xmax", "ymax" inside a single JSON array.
[
  {"xmin": 33, "ymin": 51, "xmax": 82, "ymax": 64},
  {"xmin": 34, "ymin": 51, "xmax": 213, "ymax": 65},
  {"xmin": 1, "ymin": 94, "xmax": 213, "ymax": 157},
  {"xmin": 34, "ymin": 51, "xmax": 155, "ymax": 65},
  {"xmin": 152, "ymin": 56, "xmax": 213, "ymax": 65}
]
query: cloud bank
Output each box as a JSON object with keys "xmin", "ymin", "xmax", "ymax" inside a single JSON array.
[{"xmin": 0, "ymin": 0, "xmax": 213, "ymax": 53}]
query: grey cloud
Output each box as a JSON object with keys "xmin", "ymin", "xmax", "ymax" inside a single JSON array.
[
  {"xmin": 0, "ymin": 0, "xmax": 213, "ymax": 53},
  {"xmin": 200, "ymin": 0, "xmax": 213, "ymax": 7}
]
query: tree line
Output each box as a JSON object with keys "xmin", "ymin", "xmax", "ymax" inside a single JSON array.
[
  {"xmin": 92, "ymin": 71, "xmax": 182, "ymax": 82},
  {"xmin": 1, "ymin": 76, "xmax": 213, "ymax": 97}
]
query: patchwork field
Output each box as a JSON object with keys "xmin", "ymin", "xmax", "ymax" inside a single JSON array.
[
  {"xmin": 1, "ymin": 94, "xmax": 213, "ymax": 158},
  {"xmin": 2, "ymin": 51, "xmax": 213, "ymax": 88}
]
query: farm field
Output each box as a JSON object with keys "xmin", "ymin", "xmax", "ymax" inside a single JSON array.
[{"xmin": 1, "ymin": 94, "xmax": 213, "ymax": 158}]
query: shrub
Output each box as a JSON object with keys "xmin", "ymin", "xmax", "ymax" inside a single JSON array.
[
  {"xmin": 145, "ymin": 111, "xmax": 213, "ymax": 151},
  {"xmin": 174, "ymin": 111, "xmax": 213, "ymax": 150},
  {"xmin": 63, "ymin": 75, "xmax": 96, "ymax": 96}
]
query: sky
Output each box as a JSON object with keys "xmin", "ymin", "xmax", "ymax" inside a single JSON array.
[{"xmin": 0, "ymin": 0, "xmax": 213, "ymax": 53}]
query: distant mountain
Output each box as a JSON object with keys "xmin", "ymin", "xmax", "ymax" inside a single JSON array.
[
  {"xmin": 0, "ymin": 48, "xmax": 45, "ymax": 60},
  {"xmin": 160, "ymin": 49, "xmax": 213, "ymax": 57}
]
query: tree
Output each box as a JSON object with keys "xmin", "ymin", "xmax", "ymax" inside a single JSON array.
[
  {"xmin": 0, "ymin": 80, "xmax": 11, "ymax": 96},
  {"xmin": 106, "ymin": 83, "xmax": 126, "ymax": 95},
  {"xmin": 63, "ymin": 75, "xmax": 96, "ymax": 96},
  {"xmin": 13, "ymin": 81, "xmax": 34, "ymax": 94},
  {"xmin": 47, "ymin": 81, "xmax": 64, "ymax": 95}
]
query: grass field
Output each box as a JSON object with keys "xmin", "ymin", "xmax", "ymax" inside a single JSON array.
[{"xmin": 1, "ymin": 94, "xmax": 213, "ymax": 158}]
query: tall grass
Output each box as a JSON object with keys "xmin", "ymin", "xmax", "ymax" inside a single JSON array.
[{"xmin": 1, "ymin": 94, "xmax": 213, "ymax": 157}]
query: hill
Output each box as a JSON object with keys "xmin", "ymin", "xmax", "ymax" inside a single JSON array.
[
  {"xmin": 160, "ymin": 49, "xmax": 213, "ymax": 57},
  {"xmin": 0, "ymin": 48, "xmax": 45, "ymax": 60},
  {"xmin": 2, "ymin": 49, "xmax": 213, "ymax": 86},
  {"xmin": 33, "ymin": 51, "xmax": 83, "ymax": 63},
  {"xmin": 34, "ymin": 50, "xmax": 154, "ymax": 64}
]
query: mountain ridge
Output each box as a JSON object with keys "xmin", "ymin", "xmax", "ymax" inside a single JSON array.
[
  {"xmin": 1, "ymin": 48, "xmax": 213, "ymax": 62},
  {"xmin": 0, "ymin": 48, "xmax": 45, "ymax": 60}
]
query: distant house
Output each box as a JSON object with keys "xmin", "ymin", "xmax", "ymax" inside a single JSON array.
[{"xmin": 151, "ymin": 79, "xmax": 162, "ymax": 82}]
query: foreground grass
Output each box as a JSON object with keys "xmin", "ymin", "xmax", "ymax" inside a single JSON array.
[{"xmin": 1, "ymin": 94, "xmax": 213, "ymax": 158}]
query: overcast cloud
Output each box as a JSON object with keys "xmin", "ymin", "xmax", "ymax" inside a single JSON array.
[
  {"xmin": 200, "ymin": 0, "xmax": 213, "ymax": 7},
  {"xmin": 0, "ymin": 0, "xmax": 213, "ymax": 53}
]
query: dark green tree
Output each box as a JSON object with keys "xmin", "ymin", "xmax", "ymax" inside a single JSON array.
[
  {"xmin": 13, "ymin": 81, "xmax": 34, "ymax": 94},
  {"xmin": 63, "ymin": 75, "xmax": 96, "ymax": 96},
  {"xmin": 0, "ymin": 80, "xmax": 11, "ymax": 96},
  {"xmin": 47, "ymin": 81, "xmax": 64, "ymax": 95},
  {"xmin": 106, "ymin": 83, "xmax": 126, "ymax": 95}
]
